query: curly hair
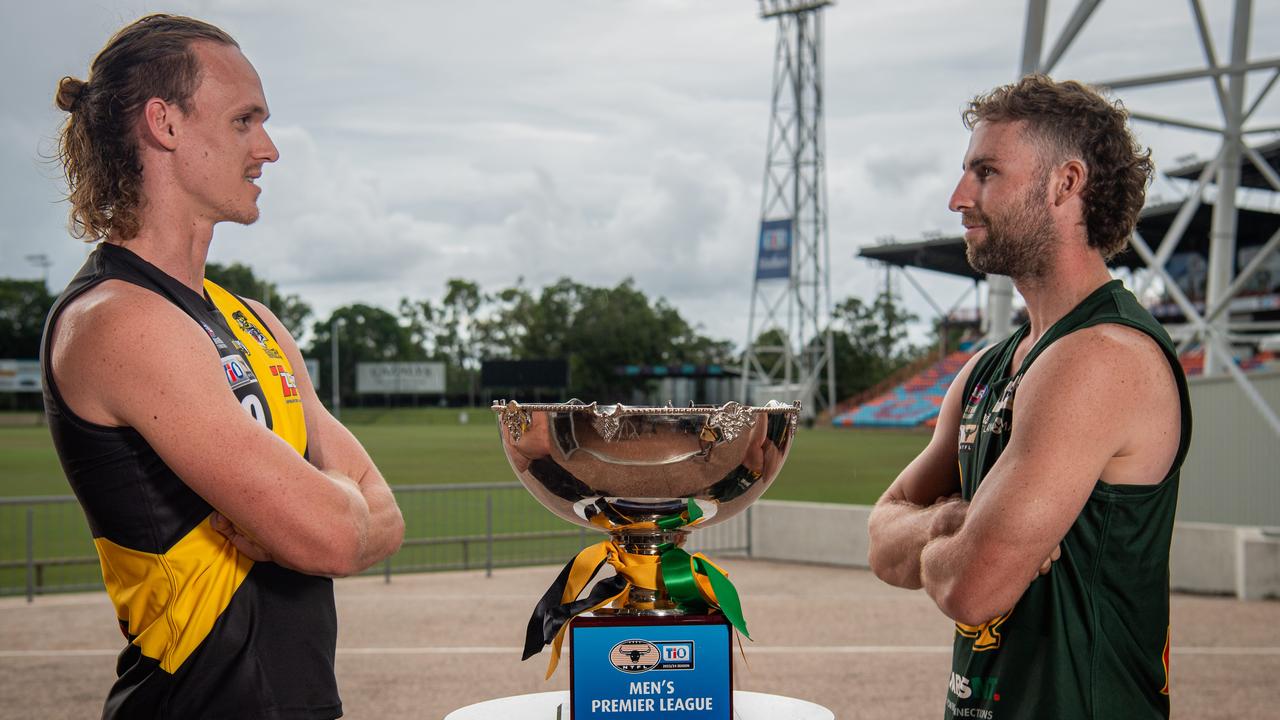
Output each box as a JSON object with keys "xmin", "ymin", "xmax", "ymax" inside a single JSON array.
[
  {"xmin": 962, "ymin": 75, "xmax": 1153, "ymax": 260},
  {"xmin": 54, "ymin": 14, "xmax": 238, "ymax": 242}
]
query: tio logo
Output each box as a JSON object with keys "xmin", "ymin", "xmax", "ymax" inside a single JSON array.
[
  {"xmin": 662, "ymin": 645, "xmax": 690, "ymax": 662},
  {"xmin": 654, "ymin": 641, "xmax": 694, "ymax": 670},
  {"xmin": 949, "ymin": 672, "xmax": 1000, "ymax": 701}
]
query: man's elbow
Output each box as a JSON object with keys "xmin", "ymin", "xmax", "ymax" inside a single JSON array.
[
  {"xmin": 379, "ymin": 508, "xmax": 406, "ymax": 560},
  {"xmin": 331, "ymin": 507, "xmax": 405, "ymax": 575},
  {"xmin": 867, "ymin": 540, "xmax": 916, "ymax": 589},
  {"xmin": 866, "ymin": 506, "xmax": 921, "ymax": 589},
  {"xmin": 273, "ymin": 522, "xmax": 367, "ymax": 577},
  {"xmin": 870, "ymin": 564, "xmax": 921, "ymax": 591},
  {"xmin": 933, "ymin": 581, "xmax": 1011, "ymax": 627}
]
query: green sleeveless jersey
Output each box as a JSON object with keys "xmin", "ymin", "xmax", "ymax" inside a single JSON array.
[{"xmin": 947, "ymin": 279, "xmax": 1192, "ymax": 720}]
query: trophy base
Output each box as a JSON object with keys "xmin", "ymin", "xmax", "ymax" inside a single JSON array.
[{"xmin": 570, "ymin": 613, "xmax": 733, "ymax": 720}]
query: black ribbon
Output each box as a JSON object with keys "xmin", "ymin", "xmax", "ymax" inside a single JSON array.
[{"xmin": 521, "ymin": 553, "xmax": 628, "ymax": 661}]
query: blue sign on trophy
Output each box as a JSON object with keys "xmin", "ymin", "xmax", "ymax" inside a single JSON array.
[{"xmin": 572, "ymin": 615, "xmax": 732, "ymax": 719}]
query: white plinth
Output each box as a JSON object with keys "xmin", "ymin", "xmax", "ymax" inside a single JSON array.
[{"xmin": 444, "ymin": 690, "xmax": 833, "ymax": 720}]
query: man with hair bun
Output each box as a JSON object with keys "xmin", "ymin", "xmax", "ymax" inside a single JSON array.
[
  {"xmin": 867, "ymin": 75, "xmax": 1191, "ymax": 718},
  {"xmin": 41, "ymin": 14, "xmax": 403, "ymax": 719}
]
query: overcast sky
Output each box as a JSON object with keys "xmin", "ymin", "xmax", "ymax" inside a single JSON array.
[{"xmin": 2, "ymin": 0, "xmax": 1277, "ymax": 351}]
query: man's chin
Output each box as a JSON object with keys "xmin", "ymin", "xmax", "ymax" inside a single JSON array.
[
  {"xmin": 220, "ymin": 207, "xmax": 262, "ymax": 226},
  {"xmin": 966, "ymin": 247, "xmax": 1005, "ymax": 277}
]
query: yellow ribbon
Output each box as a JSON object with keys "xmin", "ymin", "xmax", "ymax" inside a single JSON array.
[{"xmin": 541, "ymin": 540, "xmax": 678, "ymax": 678}]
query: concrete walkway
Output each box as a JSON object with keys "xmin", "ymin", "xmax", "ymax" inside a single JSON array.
[{"xmin": 2, "ymin": 560, "xmax": 1277, "ymax": 718}]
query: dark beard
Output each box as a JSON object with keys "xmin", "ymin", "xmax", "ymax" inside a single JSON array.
[{"xmin": 964, "ymin": 183, "xmax": 1056, "ymax": 280}]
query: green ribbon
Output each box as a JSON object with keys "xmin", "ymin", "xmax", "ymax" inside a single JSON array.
[
  {"xmin": 659, "ymin": 546, "xmax": 750, "ymax": 639},
  {"xmin": 656, "ymin": 498, "xmax": 704, "ymax": 530},
  {"xmin": 652, "ymin": 499, "xmax": 749, "ymax": 639}
]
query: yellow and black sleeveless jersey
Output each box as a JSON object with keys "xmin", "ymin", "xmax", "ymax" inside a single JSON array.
[{"xmin": 40, "ymin": 243, "xmax": 341, "ymax": 719}]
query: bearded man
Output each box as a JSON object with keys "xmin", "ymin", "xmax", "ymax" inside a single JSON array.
[{"xmin": 867, "ymin": 75, "xmax": 1191, "ymax": 719}]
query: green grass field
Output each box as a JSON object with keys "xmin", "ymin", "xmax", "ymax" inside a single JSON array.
[{"xmin": 0, "ymin": 408, "xmax": 929, "ymax": 595}]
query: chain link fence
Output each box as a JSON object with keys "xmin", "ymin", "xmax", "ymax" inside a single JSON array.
[{"xmin": 0, "ymin": 483, "xmax": 751, "ymax": 600}]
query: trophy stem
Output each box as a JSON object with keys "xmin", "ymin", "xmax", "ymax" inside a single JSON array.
[{"xmin": 595, "ymin": 529, "xmax": 690, "ymax": 616}]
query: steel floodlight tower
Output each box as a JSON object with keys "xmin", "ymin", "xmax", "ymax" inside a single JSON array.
[
  {"xmin": 1012, "ymin": 0, "xmax": 1280, "ymax": 438},
  {"xmin": 741, "ymin": 0, "xmax": 837, "ymax": 418}
]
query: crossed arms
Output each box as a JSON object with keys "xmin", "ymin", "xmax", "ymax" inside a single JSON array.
[
  {"xmin": 867, "ymin": 327, "xmax": 1179, "ymax": 626},
  {"xmin": 50, "ymin": 281, "xmax": 404, "ymax": 577}
]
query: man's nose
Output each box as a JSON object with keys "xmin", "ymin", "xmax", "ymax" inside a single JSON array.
[
  {"xmin": 258, "ymin": 128, "xmax": 280, "ymax": 164},
  {"xmin": 948, "ymin": 175, "xmax": 973, "ymax": 214}
]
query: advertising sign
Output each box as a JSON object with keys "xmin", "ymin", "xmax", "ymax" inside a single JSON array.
[
  {"xmin": 355, "ymin": 362, "xmax": 445, "ymax": 395},
  {"xmin": 0, "ymin": 359, "xmax": 41, "ymax": 393},
  {"xmin": 755, "ymin": 219, "xmax": 792, "ymax": 280},
  {"xmin": 305, "ymin": 358, "xmax": 321, "ymax": 391}
]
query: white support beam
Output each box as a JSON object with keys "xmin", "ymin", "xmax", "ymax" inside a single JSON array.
[
  {"xmin": 898, "ymin": 267, "xmax": 946, "ymax": 317},
  {"xmin": 1132, "ymin": 230, "xmax": 1280, "ymax": 440},
  {"xmin": 1094, "ymin": 57, "xmax": 1280, "ymax": 90},
  {"xmin": 1128, "ymin": 111, "xmax": 1222, "ymax": 134},
  {"xmin": 1204, "ymin": 0, "xmax": 1251, "ymax": 376},
  {"xmin": 1135, "ymin": 151, "xmax": 1222, "ymax": 297},
  {"xmin": 1040, "ymin": 0, "xmax": 1101, "ymax": 75},
  {"xmin": 1201, "ymin": 226, "xmax": 1280, "ymax": 326},
  {"xmin": 1188, "ymin": 0, "xmax": 1233, "ymax": 117},
  {"xmin": 1204, "ymin": 327, "xmax": 1280, "ymax": 437},
  {"xmin": 1243, "ymin": 145, "xmax": 1280, "ymax": 192},
  {"xmin": 1131, "ymin": 231, "xmax": 1209, "ymax": 335},
  {"xmin": 1243, "ymin": 68, "xmax": 1280, "ymax": 121}
]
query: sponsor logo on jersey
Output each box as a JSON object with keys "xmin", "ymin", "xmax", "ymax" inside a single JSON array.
[
  {"xmin": 956, "ymin": 610, "xmax": 1012, "ymax": 652},
  {"xmin": 232, "ymin": 310, "xmax": 282, "ymax": 359},
  {"xmin": 958, "ymin": 423, "xmax": 978, "ymax": 449},
  {"xmin": 221, "ymin": 354, "xmax": 257, "ymax": 390},
  {"xmin": 963, "ymin": 383, "xmax": 987, "ymax": 418},
  {"xmin": 949, "ymin": 672, "xmax": 1001, "ymax": 702},
  {"xmin": 980, "ymin": 375, "xmax": 1023, "ymax": 435},
  {"xmin": 269, "ymin": 364, "xmax": 299, "ymax": 399},
  {"xmin": 199, "ymin": 321, "xmax": 228, "ymax": 350}
]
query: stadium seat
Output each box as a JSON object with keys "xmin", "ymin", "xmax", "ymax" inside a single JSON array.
[{"xmin": 831, "ymin": 351, "xmax": 974, "ymax": 429}]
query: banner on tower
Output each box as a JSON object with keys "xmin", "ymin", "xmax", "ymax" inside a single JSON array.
[{"xmin": 755, "ymin": 219, "xmax": 792, "ymax": 280}]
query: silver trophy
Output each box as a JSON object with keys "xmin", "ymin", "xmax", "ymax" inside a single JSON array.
[{"xmin": 493, "ymin": 399, "xmax": 800, "ymax": 615}]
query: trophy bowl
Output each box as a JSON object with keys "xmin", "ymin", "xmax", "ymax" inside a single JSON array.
[{"xmin": 494, "ymin": 399, "xmax": 800, "ymax": 615}]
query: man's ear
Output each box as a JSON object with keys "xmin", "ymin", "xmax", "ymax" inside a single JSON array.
[
  {"xmin": 1053, "ymin": 159, "xmax": 1086, "ymax": 207},
  {"xmin": 140, "ymin": 97, "xmax": 180, "ymax": 151}
]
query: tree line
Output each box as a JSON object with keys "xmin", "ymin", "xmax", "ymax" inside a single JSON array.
[{"xmin": 1, "ymin": 262, "xmax": 931, "ymax": 408}]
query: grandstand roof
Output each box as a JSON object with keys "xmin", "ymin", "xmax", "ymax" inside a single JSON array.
[
  {"xmin": 1165, "ymin": 138, "xmax": 1280, "ymax": 191},
  {"xmin": 856, "ymin": 236, "xmax": 984, "ymax": 280},
  {"xmin": 859, "ymin": 200, "xmax": 1280, "ymax": 280}
]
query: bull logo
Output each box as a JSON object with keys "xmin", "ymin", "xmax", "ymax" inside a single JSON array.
[{"xmin": 609, "ymin": 640, "xmax": 660, "ymax": 673}]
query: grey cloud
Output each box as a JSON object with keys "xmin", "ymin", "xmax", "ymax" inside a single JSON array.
[{"xmin": 4, "ymin": 0, "xmax": 1277, "ymax": 351}]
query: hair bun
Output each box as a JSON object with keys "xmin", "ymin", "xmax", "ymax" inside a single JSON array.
[{"xmin": 55, "ymin": 76, "xmax": 88, "ymax": 112}]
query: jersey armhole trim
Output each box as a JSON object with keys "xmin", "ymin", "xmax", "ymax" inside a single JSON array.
[{"xmin": 42, "ymin": 274, "xmax": 151, "ymax": 436}]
